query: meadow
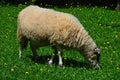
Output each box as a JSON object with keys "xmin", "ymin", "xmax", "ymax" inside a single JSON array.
[{"xmin": 0, "ymin": 5, "xmax": 120, "ymax": 80}]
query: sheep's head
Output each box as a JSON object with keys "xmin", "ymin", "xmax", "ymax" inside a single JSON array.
[{"xmin": 87, "ymin": 48, "xmax": 101, "ymax": 69}]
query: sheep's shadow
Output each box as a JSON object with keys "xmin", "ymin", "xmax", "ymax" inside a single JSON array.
[{"xmin": 28, "ymin": 54, "xmax": 90, "ymax": 69}]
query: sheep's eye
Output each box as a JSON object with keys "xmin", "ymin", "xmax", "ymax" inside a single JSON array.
[{"xmin": 90, "ymin": 55, "xmax": 96, "ymax": 60}]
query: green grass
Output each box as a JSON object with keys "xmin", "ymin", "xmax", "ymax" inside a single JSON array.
[{"xmin": 0, "ymin": 5, "xmax": 120, "ymax": 80}]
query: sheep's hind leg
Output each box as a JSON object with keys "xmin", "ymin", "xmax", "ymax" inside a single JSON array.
[
  {"xmin": 19, "ymin": 45, "xmax": 23, "ymax": 60},
  {"xmin": 30, "ymin": 43, "xmax": 38, "ymax": 61},
  {"xmin": 18, "ymin": 37, "xmax": 28, "ymax": 60}
]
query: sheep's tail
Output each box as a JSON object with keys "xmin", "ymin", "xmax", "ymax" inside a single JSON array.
[{"xmin": 17, "ymin": 27, "xmax": 28, "ymax": 49}]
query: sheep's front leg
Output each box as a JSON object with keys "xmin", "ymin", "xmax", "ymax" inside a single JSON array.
[
  {"xmin": 56, "ymin": 46, "xmax": 63, "ymax": 66},
  {"xmin": 48, "ymin": 53, "xmax": 55, "ymax": 66},
  {"xmin": 49, "ymin": 45, "xmax": 63, "ymax": 67},
  {"xmin": 48, "ymin": 46, "xmax": 57, "ymax": 65},
  {"xmin": 58, "ymin": 50, "xmax": 63, "ymax": 67}
]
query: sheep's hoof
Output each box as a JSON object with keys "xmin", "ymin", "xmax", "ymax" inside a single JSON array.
[
  {"xmin": 59, "ymin": 64, "xmax": 63, "ymax": 67},
  {"xmin": 59, "ymin": 61, "xmax": 63, "ymax": 67},
  {"xmin": 19, "ymin": 58, "xmax": 22, "ymax": 61},
  {"xmin": 48, "ymin": 59, "xmax": 53, "ymax": 66},
  {"xmin": 93, "ymin": 64, "xmax": 100, "ymax": 70}
]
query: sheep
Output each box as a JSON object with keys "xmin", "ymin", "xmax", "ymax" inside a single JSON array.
[{"xmin": 17, "ymin": 5, "xmax": 101, "ymax": 69}]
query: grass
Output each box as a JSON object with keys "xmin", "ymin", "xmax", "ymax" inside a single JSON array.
[{"xmin": 0, "ymin": 5, "xmax": 120, "ymax": 80}]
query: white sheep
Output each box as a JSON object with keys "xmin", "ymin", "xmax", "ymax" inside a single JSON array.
[{"xmin": 17, "ymin": 5, "xmax": 101, "ymax": 69}]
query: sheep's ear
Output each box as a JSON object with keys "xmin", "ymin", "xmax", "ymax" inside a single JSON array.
[{"xmin": 94, "ymin": 48, "xmax": 101, "ymax": 54}]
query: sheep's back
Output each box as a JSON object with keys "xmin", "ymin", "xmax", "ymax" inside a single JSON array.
[{"xmin": 18, "ymin": 5, "xmax": 82, "ymax": 43}]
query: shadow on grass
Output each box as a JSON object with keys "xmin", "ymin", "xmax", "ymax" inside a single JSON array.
[
  {"xmin": 111, "ymin": 24, "xmax": 120, "ymax": 28},
  {"xmin": 28, "ymin": 55, "xmax": 90, "ymax": 69},
  {"xmin": 101, "ymin": 24, "xmax": 120, "ymax": 28}
]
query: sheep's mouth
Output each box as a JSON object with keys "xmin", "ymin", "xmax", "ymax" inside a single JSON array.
[{"xmin": 93, "ymin": 63, "xmax": 100, "ymax": 69}]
